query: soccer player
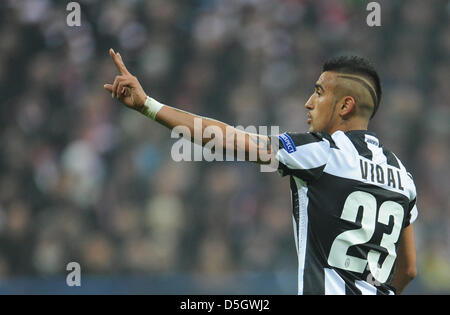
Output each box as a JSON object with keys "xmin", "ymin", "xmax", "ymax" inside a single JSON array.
[{"xmin": 104, "ymin": 49, "xmax": 417, "ymax": 295}]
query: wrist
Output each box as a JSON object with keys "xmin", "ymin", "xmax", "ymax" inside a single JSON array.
[{"xmin": 139, "ymin": 95, "xmax": 164, "ymax": 120}]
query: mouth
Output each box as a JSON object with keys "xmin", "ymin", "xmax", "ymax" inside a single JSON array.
[{"xmin": 307, "ymin": 113, "xmax": 312, "ymax": 124}]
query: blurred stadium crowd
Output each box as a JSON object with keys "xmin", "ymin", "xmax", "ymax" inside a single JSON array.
[{"xmin": 0, "ymin": 0, "xmax": 449, "ymax": 293}]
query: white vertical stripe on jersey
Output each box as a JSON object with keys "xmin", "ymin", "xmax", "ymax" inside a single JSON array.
[
  {"xmin": 410, "ymin": 204, "xmax": 418, "ymax": 224},
  {"xmin": 292, "ymin": 214, "xmax": 298, "ymax": 256},
  {"xmin": 294, "ymin": 177, "xmax": 309, "ymax": 295},
  {"xmin": 355, "ymin": 280, "xmax": 377, "ymax": 295},
  {"xmin": 290, "ymin": 185, "xmax": 299, "ymax": 255},
  {"xmin": 324, "ymin": 268, "xmax": 346, "ymax": 295},
  {"xmin": 332, "ymin": 130, "xmax": 360, "ymax": 157},
  {"xmin": 365, "ymin": 134, "xmax": 387, "ymax": 165}
]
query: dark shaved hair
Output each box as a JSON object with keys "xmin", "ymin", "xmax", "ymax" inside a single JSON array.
[{"xmin": 323, "ymin": 56, "xmax": 382, "ymax": 119}]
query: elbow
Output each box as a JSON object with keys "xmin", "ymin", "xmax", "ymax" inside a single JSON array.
[
  {"xmin": 407, "ymin": 267, "xmax": 417, "ymax": 280},
  {"xmin": 403, "ymin": 267, "xmax": 417, "ymax": 282}
]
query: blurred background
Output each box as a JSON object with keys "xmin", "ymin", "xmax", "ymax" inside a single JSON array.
[{"xmin": 0, "ymin": 0, "xmax": 448, "ymax": 294}]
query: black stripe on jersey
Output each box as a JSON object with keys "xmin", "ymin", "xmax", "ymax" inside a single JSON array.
[
  {"xmin": 279, "ymin": 163, "xmax": 326, "ymax": 182},
  {"xmin": 345, "ymin": 280, "xmax": 359, "ymax": 295},
  {"xmin": 314, "ymin": 132, "xmax": 339, "ymax": 149},
  {"xmin": 346, "ymin": 132, "xmax": 373, "ymax": 160},
  {"xmin": 383, "ymin": 148, "xmax": 400, "ymax": 169},
  {"xmin": 404, "ymin": 197, "xmax": 417, "ymax": 227},
  {"xmin": 302, "ymin": 242, "xmax": 325, "ymax": 294}
]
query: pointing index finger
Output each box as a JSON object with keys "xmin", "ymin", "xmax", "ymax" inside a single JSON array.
[{"xmin": 109, "ymin": 48, "xmax": 130, "ymax": 75}]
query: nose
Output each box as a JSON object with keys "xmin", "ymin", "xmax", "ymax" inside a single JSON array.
[{"xmin": 305, "ymin": 95, "xmax": 314, "ymax": 110}]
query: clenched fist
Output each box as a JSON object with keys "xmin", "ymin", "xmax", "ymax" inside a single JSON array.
[{"xmin": 104, "ymin": 48, "xmax": 147, "ymax": 110}]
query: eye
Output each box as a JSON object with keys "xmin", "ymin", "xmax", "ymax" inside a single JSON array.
[{"xmin": 315, "ymin": 90, "xmax": 321, "ymax": 96}]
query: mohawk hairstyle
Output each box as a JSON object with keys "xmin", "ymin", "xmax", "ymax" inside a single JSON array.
[{"xmin": 323, "ymin": 56, "xmax": 382, "ymax": 119}]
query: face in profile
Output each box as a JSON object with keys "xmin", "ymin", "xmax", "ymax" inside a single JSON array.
[{"xmin": 304, "ymin": 71, "xmax": 340, "ymax": 134}]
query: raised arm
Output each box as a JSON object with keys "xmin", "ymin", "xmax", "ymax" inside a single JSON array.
[{"xmin": 103, "ymin": 49, "xmax": 274, "ymax": 164}]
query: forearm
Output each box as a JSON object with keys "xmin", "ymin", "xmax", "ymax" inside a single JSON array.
[
  {"xmin": 155, "ymin": 104, "xmax": 229, "ymax": 144},
  {"xmin": 390, "ymin": 225, "xmax": 417, "ymax": 295},
  {"xmin": 136, "ymin": 97, "xmax": 234, "ymax": 148},
  {"xmin": 137, "ymin": 97, "xmax": 273, "ymax": 163},
  {"xmin": 391, "ymin": 269, "xmax": 414, "ymax": 294}
]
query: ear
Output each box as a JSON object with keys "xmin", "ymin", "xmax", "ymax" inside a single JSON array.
[{"xmin": 339, "ymin": 96, "xmax": 356, "ymax": 118}]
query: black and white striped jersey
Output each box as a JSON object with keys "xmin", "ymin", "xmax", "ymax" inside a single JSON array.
[{"xmin": 274, "ymin": 130, "xmax": 418, "ymax": 295}]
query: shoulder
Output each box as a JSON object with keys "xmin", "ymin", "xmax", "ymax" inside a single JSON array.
[{"xmin": 277, "ymin": 132, "xmax": 336, "ymax": 150}]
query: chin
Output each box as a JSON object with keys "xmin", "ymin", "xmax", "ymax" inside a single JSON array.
[{"xmin": 309, "ymin": 125, "xmax": 326, "ymax": 134}]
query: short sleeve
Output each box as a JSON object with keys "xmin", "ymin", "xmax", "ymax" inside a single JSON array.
[
  {"xmin": 272, "ymin": 132, "xmax": 332, "ymax": 182},
  {"xmin": 403, "ymin": 171, "xmax": 418, "ymax": 227},
  {"xmin": 405, "ymin": 197, "xmax": 418, "ymax": 227}
]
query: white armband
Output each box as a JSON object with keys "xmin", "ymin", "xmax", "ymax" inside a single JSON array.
[{"xmin": 142, "ymin": 96, "xmax": 164, "ymax": 120}]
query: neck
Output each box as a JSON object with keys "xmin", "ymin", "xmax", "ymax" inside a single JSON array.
[{"xmin": 328, "ymin": 117, "xmax": 368, "ymax": 134}]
